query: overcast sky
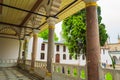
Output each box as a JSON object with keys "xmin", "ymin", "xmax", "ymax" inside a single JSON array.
[
  {"xmin": 55, "ymin": 0, "xmax": 120, "ymax": 43},
  {"xmin": 98, "ymin": 0, "xmax": 120, "ymax": 43}
]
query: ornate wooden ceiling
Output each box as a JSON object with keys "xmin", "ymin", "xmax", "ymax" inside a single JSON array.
[{"xmin": 0, "ymin": 0, "xmax": 85, "ymax": 40}]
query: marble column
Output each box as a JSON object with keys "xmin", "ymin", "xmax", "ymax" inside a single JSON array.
[
  {"xmin": 31, "ymin": 29, "xmax": 39, "ymax": 71},
  {"xmin": 17, "ymin": 39, "xmax": 24, "ymax": 65},
  {"xmin": 84, "ymin": 0, "xmax": 100, "ymax": 80},
  {"xmin": 47, "ymin": 17, "xmax": 57, "ymax": 74},
  {"xmin": 23, "ymin": 36, "xmax": 29, "ymax": 67}
]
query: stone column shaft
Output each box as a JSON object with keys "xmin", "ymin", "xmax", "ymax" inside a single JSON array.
[
  {"xmin": 47, "ymin": 26, "xmax": 55, "ymax": 73},
  {"xmin": 85, "ymin": 1, "xmax": 100, "ymax": 80},
  {"xmin": 23, "ymin": 37, "xmax": 29, "ymax": 65},
  {"xmin": 31, "ymin": 30, "xmax": 39, "ymax": 70},
  {"xmin": 47, "ymin": 17, "xmax": 57, "ymax": 74},
  {"xmin": 17, "ymin": 40, "xmax": 23, "ymax": 64}
]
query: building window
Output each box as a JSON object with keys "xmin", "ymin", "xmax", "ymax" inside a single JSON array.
[
  {"xmin": 69, "ymin": 54, "xmax": 72, "ymax": 60},
  {"xmin": 75, "ymin": 55, "xmax": 77, "ymax": 60},
  {"xmin": 56, "ymin": 45, "xmax": 59, "ymax": 51},
  {"xmin": 41, "ymin": 53, "xmax": 45, "ymax": 59},
  {"xmin": 63, "ymin": 54, "xmax": 66, "ymax": 60},
  {"xmin": 41, "ymin": 43, "xmax": 45, "ymax": 50},
  {"xmin": 63, "ymin": 45, "xmax": 66, "ymax": 52}
]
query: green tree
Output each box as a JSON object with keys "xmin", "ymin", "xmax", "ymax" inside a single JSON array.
[
  {"xmin": 38, "ymin": 29, "xmax": 58, "ymax": 41},
  {"xmin": 62, "ymin": 6, "xmax": 108, "ymax": 55}
]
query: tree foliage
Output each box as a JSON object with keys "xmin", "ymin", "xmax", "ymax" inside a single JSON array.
[
  {"xmin": 62, "ymin": 6, "xmax": 108, "ymax": 55},
  {"xmin": 38, "ymin": 29, "xmax": 58, "ymax": 41}
]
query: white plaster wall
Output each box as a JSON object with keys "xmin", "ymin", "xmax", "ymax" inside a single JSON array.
[
  {"xmin": 101, "ymin": 49, "xmax": 112, "ymax": 64},
  {"xmin": 27, "ymin": 37, "xmax": 44, "ymax": 60},
  {"xmin": 0, "ymin": 38, "xmax": 19, "ymax": 60},
  {"xmin": 27, "ymin": 37, "xmax": 33, "ymax": 60}
]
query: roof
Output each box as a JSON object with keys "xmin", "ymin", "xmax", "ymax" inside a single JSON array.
[
  {"xmin": 43, "ymin": 40, "xmax": 65, "ymax": 45},
  {"xmin": 109, "ymin": 51, "xmax": 120, "ymax": 54},
  {"xmin": 0, "ymin": 0, "xmax": 85, "ymax": 40}
]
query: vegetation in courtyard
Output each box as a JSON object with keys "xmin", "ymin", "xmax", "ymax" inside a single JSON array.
[
  {"xmin": 105, "ymin": 72, "xmax": 113, "ymax": 80},
  {"xmin": 80, "ymin": 69, "xmax": 86, "ymax": 79},
  {"xmin": 62, "ymin": 6, "xmax": 108, "ymax": 55},
  {"xmin": 57, "ymin": 67, "xmax": 86, "ymax": 79},
  {"xmin": 38, "ymin": 29, "xmax": 58, "ymax": 41}
]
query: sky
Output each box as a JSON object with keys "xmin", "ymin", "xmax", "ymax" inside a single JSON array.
[{"xmin": 55, "ymin": 0, "xmax": 120, "ymax": 43}]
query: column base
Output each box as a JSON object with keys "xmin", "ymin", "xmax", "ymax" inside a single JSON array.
[
  {"xmin": 45, "ymin": 72, "xmax": 52, "ymax": 80},
  {"xmin": 29, "ymin": 67, "xmax": 35, "ymax": 73}
]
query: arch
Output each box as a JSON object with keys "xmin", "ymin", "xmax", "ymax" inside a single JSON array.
[
  {"xmin": 113, "ymin": 56, "xmax": 118, "ymax": 64},
  {"xmin": 0, "ymin": 26, "xmax": 19, "ymax": 36}
]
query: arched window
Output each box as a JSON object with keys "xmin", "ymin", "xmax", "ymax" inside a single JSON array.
[
  {"xmin": 41, "ymin": 53, "xmax": 45, "ymax": 59},
  {"xmin": 63, "ymin": 54, "xmax": 66, "ymax": 60},
  {"xmin": 113, "ymin": 56, "xmax": 118, "ymax": 64}
]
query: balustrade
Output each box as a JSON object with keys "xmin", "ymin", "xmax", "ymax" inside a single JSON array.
[
  {"xmin": 52, "ymin": 63, "xmax": 87, "ymax": 80},
  {"xmin": 101, "ymin": 68, "xmax": 120, "ymax": 80},
  {"xmin": 0, "ymin": 59, "xmax": 17, "ymax": 67},
  {"xmin": 22, "ymin": 60, "xmax": 120, "ymax": 80}
]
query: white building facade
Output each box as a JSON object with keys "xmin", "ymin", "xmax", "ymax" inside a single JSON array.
[{"xmin": 27, "ymin": 37, "xmax": 112, "ymax": 66}]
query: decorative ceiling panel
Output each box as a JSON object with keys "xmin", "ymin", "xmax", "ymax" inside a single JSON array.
[
  {"xmin": 0, "ymin": 0, "xmax": 86, "ymax": 39},
  {"xmin": 0, "ymin": 0, "xmax": 37, "ymax": 25},
  {"xmin": 60, "ymin": 0, "xmax": 74, "ymax": 10},
  {"xmin": 58, "ymin": 1, "xmax": 85, "ymax": 21}
]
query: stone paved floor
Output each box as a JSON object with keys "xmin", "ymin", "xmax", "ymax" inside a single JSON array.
[{"xmin": 0, "ymin": 67, "xmax": 31, "ymax": 80}]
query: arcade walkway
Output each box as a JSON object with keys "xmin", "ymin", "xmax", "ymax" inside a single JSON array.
[{"xmin": 0, "ymin": 67, "xmax": 42, "ymax": 80}]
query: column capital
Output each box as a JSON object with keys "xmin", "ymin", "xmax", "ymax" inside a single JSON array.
[
  {"xmin": 33, "ymin": 29, "xmax": 39, "ymax": 34},
  {"xmin": 84, "ymin": 0, "xmax": 98, "ymax": 7},
  {"xmin": 47, "ymin": 17, "xmax": 58, "ymax": 27},
  {"xmin": 25, "ymin": 36, "xmax": 30, "ymax": 41}
]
